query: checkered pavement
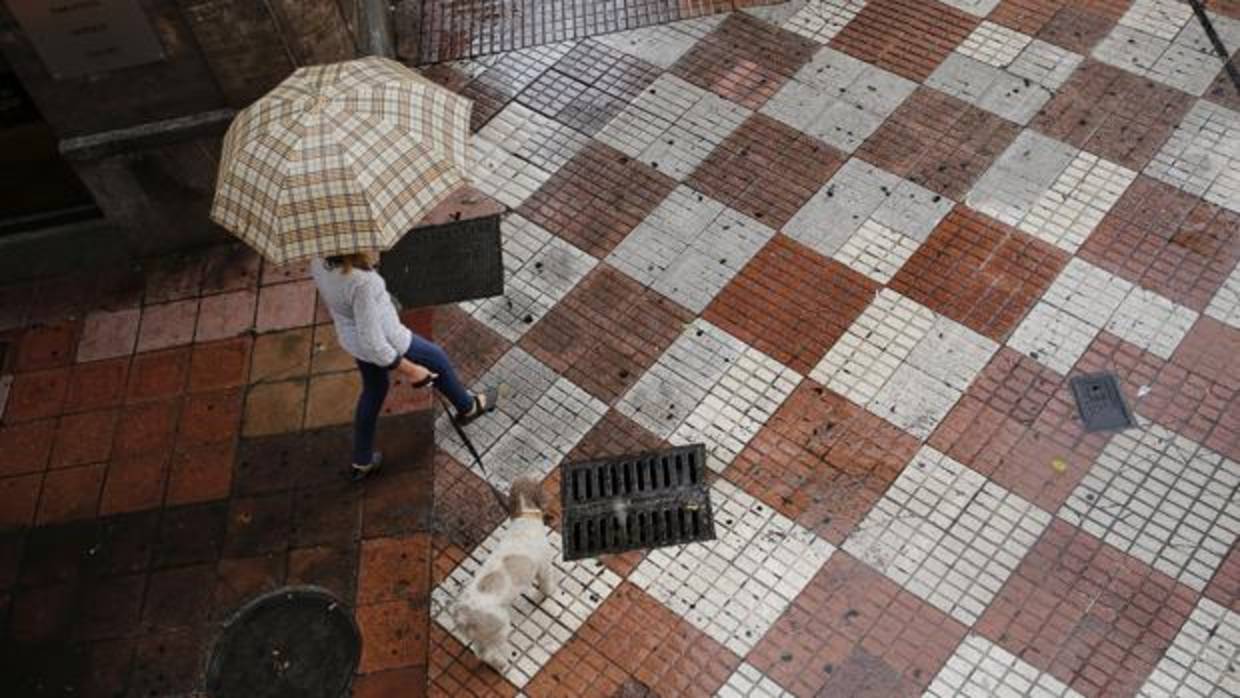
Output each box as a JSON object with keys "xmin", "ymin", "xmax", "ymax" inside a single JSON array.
[{"xmin": 418, "ymin": 1, "xmax": 1240, "ymax": 695}]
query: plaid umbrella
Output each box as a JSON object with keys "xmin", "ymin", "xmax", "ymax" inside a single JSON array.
[{"xmin": 211, "ymin": 57, "xmax": 473, "ymax": 264}]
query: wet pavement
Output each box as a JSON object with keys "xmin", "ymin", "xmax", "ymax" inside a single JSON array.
[{"xmin": 4, "ymin": 0, "xmax": 1240, "ymax": 696}]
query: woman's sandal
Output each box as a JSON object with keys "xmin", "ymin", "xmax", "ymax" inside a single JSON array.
[
  {"xmin": 350, "ymin": 451, "xmax": 382, "ymax": 482},
  {"xmin": 454, "ymin": 386, "xmax": 499, "ymax": 426}
]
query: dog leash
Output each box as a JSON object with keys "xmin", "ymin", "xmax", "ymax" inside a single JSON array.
[{"xmin": 435, "ymin": 390, "xmax": 510, "ymax": 512}]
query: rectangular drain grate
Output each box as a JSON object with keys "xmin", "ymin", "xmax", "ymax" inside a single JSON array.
[
  {"xmin": 560, "ymin": 444, "xmax": 715, "ymax": 561},
  {"xmin": 1070, "ymin": 372, "xmax": 1134, "ymax": 433}
]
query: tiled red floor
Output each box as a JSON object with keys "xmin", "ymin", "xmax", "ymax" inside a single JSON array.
[{"xmin": 830, "ymin": 0, "xmax": 978, "ymax": 82}]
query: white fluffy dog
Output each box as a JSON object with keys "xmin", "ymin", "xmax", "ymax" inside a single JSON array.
[{"xmin": 452, "ymin": 477, "xmax": 559, "ymax": 670}]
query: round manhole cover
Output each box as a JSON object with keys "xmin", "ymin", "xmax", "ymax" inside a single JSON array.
[{"xmin": 206, "ymin": 586, "xmax": 360, "ymax": 698}]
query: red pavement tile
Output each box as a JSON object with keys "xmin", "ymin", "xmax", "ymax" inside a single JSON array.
[
  {"xmin": 78, "ymin": 638, "xmax": 136, "ymax": 698},
  {"xmin": 671, "ymin": 13, "xmax": 817, "ymax": 109},
  {"xmin": 291, "ymin": 482, "xmax": 361, "ymax": 548},
  {"xmin": 200, "ymin": 243, "xmax": 261, "ymax": 295},
  {"xmin": 991, "ymin": 0, "xmax": 1069, "ymax": 35},
  {"xmin": 255, "ymin": 279, "xmax": 317, "ymax": 332},
  {"xmin": 1173, "ymin": 316, "xmax": 1240, "ymax": 390},
  {"xmin": 136, "ymin": 299, "xmax": 200, "ymax": 353},
  {"xmin": 100, "ymin": 452, "xmax": 169, "ymax": 515},
  {"xmin": 358, "ymin": 599, "xmax": 429, "ymax": 673},
  {"xmin": 354, "ymin": 667, "xmax": 429, "ymax": 698},
  {"xmin": 15, "ymin": 321, "xmax": 77, "ymax": 371},
  {"xmin": 890, "ymin": 206, "xmax": 1070, "ymax": 342},
  {"xmin": 750, "ymin": 551, "xmax": 967, "ymax": 697},
  {"xmin": 73, "ymin": 573, "xmax": 145, "ymax": 641},
  {"xmin": 1206, "ymin": 0, "xmax": 1240, "ymax": 18},
  {"xmin": 830, "ymin": 0, "xmax": 978, "ymax": 82},
  {"xmin": 525, "ymin": 633, "xmax": 631, "ymax": 698},
  {"xmin": 64, "ymin": 358, "xmax": 129, "ymax": 413},
  {"xmin": 858, "ymin": 88, "xmax": 1021, "ymax": 201},
  {"xmin": 177, "ymin": 388, "xmax": 244, "ymax": 447},
  {"xmin": 165, "ymin": 440, "xmax": 235, "ymax": 506},
  {"xmin": 977, "ymin": 519, "xmax": 1197, "ymax": 698},
  {"xmin": 0, "ymin": 419, "xmax": 56, "ymax": 477},
  {"xmin": 311, "ymin": 322, "xmax": 356, "ymax": 374},
  {"xmin": 188, "ymin": 336, "xmax": 252, "ymax": 393},
  {"xmin": 518, "ymin": 141, "xmax": 677, "ymax": 259},
  {"xmin": 1035, "ymin": 2, "xmax": 1126, "ymax": 53},
  {"xmin": 428, "ymin": 624, "xmax": 519, "ymax": 697},
  {"xmin": 287, "ymin": 545, "xmax": 357, "ymax": 602},
  {"xmin": 520, "ymin": 264, "xmax": 693, "ymax": 404},
  {"xmin": 4, "ymin": 367, "xmax": 70, "ymax": 422},
  {"xmin": 574, "ymin": 582, "xmax": 740, "ymax": 697},
  {"xmin": 305, "ymin": 371, "xmax": 361, "ymax": 429},
  {"xmin": 358, "ymin": 535, "xmax": 432, "ymax": 606},
  {"xmin": 195, "ymin": 288, "xmax": 258, "ymax": 342},
  {"xmin": 250, "ymin": 326, "xmax": 314, "ymax": 383},
  {"xmin": 432, "ymin": 450, "xmax": 509, "ymax": 558},
  {"xmin": 125, "ymin": 347, "xmax": 190, "ymax": 403},
  {"xmin": 0, "ymin": 473, "xmax": 42, "ymax": 528},
  {"xmin": 10, "ymin": 582, "xmax": 76, "ymax": 642},
  {"xmin": 129, "ymin": 629, "xmax": 206, "ymax": 697},
  {"xmin": 1080, "ymin": 176, "xmax": 1240, "ymax": 311},
  {"xmin": 242, "ymin": 379, "xmax": 308, "ymax": 436},
  {"xmin": 76, "ymin": 308, "xmax": 140, "ymax": 363},
  {"xmin": 688, "ymin": 114, "xmax": 847, "ymax": 229},
  {"xmin": 212, "ymin": 553, "xmax": 287, "ymax": 620},
  {"xmin": 705, "ymin": 235, "xmax": 878, "ymax": 375},
  {"xmin": 260, "ymin": 259, "xmax": 312, "ymax": 286},
  {"xmin": 728, "ymin": 381, "xmax": 920, "ymax": 545},
  {"xmin": 50, "ymin": 409, "xmax": 117, "ymax": 469},
  {"xmin": 1206, "ymin": 539, "xmax": 1240, "ymax": 612},
  {"xmin": 153, "ymin": 501, "xmax": 228, "ymax": 568},
  {"xmin": 144, "ymin": 253, "xmax": 206, "ymax": 304},
  {"xmin": 1033, "ymin": 60, "xmax": 1193, "ymax": 171},
  {"xmin": 224, "ymin": 492, "xmax": 294, "ymax": 557},
  {"xmin": 433, "ymin": 306, "xmax": 511, "ymax": 387},
  {"xmin": 36, "ymin": 462, "xmax": 105, "ymax": 524},
  {"xmin": 113, "ymin": 399, "xmax": 180, "ymax": 458}
]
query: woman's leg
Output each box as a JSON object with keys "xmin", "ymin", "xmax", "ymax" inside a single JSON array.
[
  {"xmin": 353, "ymin": 360, "xmax": 391, "ymax": 465},
  {"xmin": 403, "ymin": 334, "xmax": 473, "ymax": 413}
]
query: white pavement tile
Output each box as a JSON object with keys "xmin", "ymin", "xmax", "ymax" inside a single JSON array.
[
  {"xmin": 1007, "ymin": 302, "xmax": 1100, "ymax": 375},
  {"xmin": 967, "ymin": 130, "xmax": 1080, "ymax": 228},
  {"xmin": 1060, "ymin": 423, "xmax": 1240, "ymax": 592},
  {"xmin": 629, "ymin": 478, "xmax": 835, "ymax": 656},
  {"xmin": 435, "ymin": 347, "xmax": 607, "ymax": 490},
  {"xmin": 927, "ymin": 52, "xmax": 1053, "ymax": 124},
  {"xmin": 1008, "ymin": 39, "xmax": 1083, "ymax": 91},
  {"xmin": 1206, "ymin": 263, "xmax": 1240, "ymax": 330},
  {"xmin": 1145, "ymin": 99, "xmax": 1240, "ymax": 214},
  {"xmin": 461, "ymin": 214, "xmax": 596, "ymax": 342},
  {"xmin": 957, "ymin": 22, "xmax": 1034, "ymax": 68},
  {"xmin": 845, "ymin": 446, "xmax": 1052, "ymax": 625},
  {"xmin": 717, "ymin": 662, "xmax": 796, "ymax": 698},
  {"xmin": 1119, "ymin": 0, "xmax": 1193, "ymax": 40},
  {"xmin": 787, "ymin": 158, "xmax": 952, "ymax": 259},
  {"xmin": 472, "ymin": 110, "xmax": 571, "ymax": 210},
  {"xmin": 1105, "ymin": 286, "xmax": 1199, "ymax": 360},
  {"xmin": 782, "ymin": 0, "xmax": 867, "ymax": 44},
  {"xmin": 937, "ymin": 0, "xmax": 1001, "ymax": 17},
  {"xmin": 1095, "ymin": 7, "xmax": 1240, "ymax": 95},
  {"xmin": 432, "ymin": 523, "xmax": 622, "ymax": 689},
  {"xmin": 607, "ymin": 187, "xmax": 775, "ymax": 313},
  {"xmin": 591, "ymin": 16, "xmax": 726, "ymax": 69},
  {"xmin": 832, "ymin": 218, "xmax": 922, "ymax": 284},
  {"xmin": 1138, "ymin": 597, "xmax": 1240, "ymax": 697},
  {"xmin": 1018, "ymin": 151, "xmax": 1137, "ymax": 254},
  {"xmin": 926, "ymin": 633, "xmax": 1087, "ymax": 698}
]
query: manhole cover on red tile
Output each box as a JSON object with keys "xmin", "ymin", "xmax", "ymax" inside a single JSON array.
[
  {"xmin": 206, "ymin": 586, "xmax": 360, "ymax": 698},
  {"xmin": 1070, "ymin": 372, "xmax": 1134, "ymax": 433},
  {"xmin": 560, "ymin": 444, "xmax": 716, "ymax": 561}
]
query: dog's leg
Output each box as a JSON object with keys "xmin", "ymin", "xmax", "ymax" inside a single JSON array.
[{"xmin": 536, "ymin": 558, "xmax": 560, "ymax": 598}]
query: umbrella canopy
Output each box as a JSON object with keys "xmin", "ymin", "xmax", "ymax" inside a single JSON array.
[{"xmin": 211, "ymin": 57, "xmax": 473, "ymax": 264}]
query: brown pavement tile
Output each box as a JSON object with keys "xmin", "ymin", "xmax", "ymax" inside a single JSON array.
[
  {"xmin": 5, "ymin": 366, "xmax": 70, "ymax": 422},
  {"xmin": 189, "ymin": 335, "xmax": 252, "ymax": 392},
  {"xmin": 256, "ymin": 279, "xmax": 317, "ymax": 332},
  {"xmin": 288, "ymin": 545, "xmax": 358, "ymax": 602},
  {"xmin": 358, "ymin": 535, "xmax": 432, "ymax": 606},
  {"xmin": 518, "ymin": 141, "xmax": 678, "ymax": 259},
  {"xmin": 64, "ymin": 357, "xmax": 129, "ymax": 413},
  {"xmin": 728, "ymin": 381, "xmax": 920, "ymax": 545},
  {"xmin": 1206, "ymin": 539, "xmax": 1240, "ymax": 612},
  {"xmin": 153, "ymin": 501, "xmax": 227, "ymax": 568},
  {"xmin": 50, "ymin": 409, "xmax": 117, "ymax": 469},
  {"xmin": 0, "ymin": 418, "xmax": 56, "ymax": 476},
  {"xmin": 750, "ymin": 551, "xmax": 967, "ymax": 697},
  {"xmin": 431, "ymin": 449, "xmax": 509, "ymax": 555},
  {"xmin": 1035, "ymin": 3, "xmax": 1124, "ymax": 53},
  {"xmin": 0, "ymin": 529, "xmax": 24, "ymax": 589},
  {"xmin": 461, "ymin": 79, "xmax": 511, "ymax": 133},
  {"xmin": 100, "ymin": 451, "xmax": 169, "ymax": 515},
  {"xmin": 178, "ymin": 387, "xmax": 243, "ymax": 446},
  {"xmin": 525, "ymin": 632, "xmax": 631, "ymax": 698},
  {"xmin": 428, "ymin": 623, "xmax": 519, "ymax": 697},
  {"xmin": 291, "ymin": 482, "xmax": 362, "ymax": 548},
  {"xmin": 991, "ymin": 0, "xmax": 1069, "ymax": 35},
  {"xmin": 243, "ymin": 379, "xmax": 309, "ymax": 437},
  {"xmin": 72, "ymin": 573, "xmax": 146, "ymax": 641},
  {"xmin": 129, "ymin": 629, "xmax": 206, "ymax": 697},
  {"xmin": 890, "ymin": 206, "xmax": 1070, "ymax": 342},
  {"xmin": 1032, "ymin": 59, "xmax": 1193, "ymax": 171},
  {"xmin": 977, "ymin": 519, "xmax": 1197, "ymax": 698},
  {"xmin": 76, "ymin": 308, "xmax": 140, "ymax": 363},
  {"xmin": 211, "ymin": 553, "xmax": 287, "ymax": 620},
  {"xmin": 194, "ymin": 288, "xmax": 257, "ymax": 342},
  {"xmin": 312, "ymin": 322, "xmax": 356, "ymax": 374},
  {"xmin": 250, "ymin": 326, "xmax": 314, "ymax": 383},
  {"xmin": 19, "ymin": 521, "xmax": 95, "ymax": 586},
  {"xmin": 671, "ymin": 13, "xmax": 818, "ymax": 110},
  {"xmin": 231, "ymin": 422, "xmax": 353, "ymax": 497},
  {"xmin": 1172, "ymin": 316, "xmax": 1240, "ymax": 391},
  {"xmin": 363, "ymin": 462, "xmax": 437, "ymax": 539},
  {"xmin": 113, "ymin": 399, "xmax": 180, "ymax": 458},
  {"xmin": 433, "ymin": 306, "xmax": 511, "ymax": 388},
  {"xmin": 89, "ymin": 509, "xmax": 161, "ymax": 577},
  {"xmin": 305, "ymin": 371, "xmax": 362, "ymax": 429},
  {"xmin": 201, "ymin": 242, "xmax": 261, "ymax": 295},
  {"xmin": 15, "ymin": 320, "xmax": 77, "ymax": 371},
  {"xmin": 354, "ymin": 666, "xmax": 429, "ymax": 698},
  {"xmin": 142, "ymin": 562, "xmax": 215, "ymax": 630},
  {"xmin": 858, "ymin": 87, "xmax": 1021, "ymax": 201},
  {"xmin": 261, "ymin": 258, "xmax": 312, "ymax": 286},
  {"xmin": 136, "ymin": 298, "xmax": 199, "ymax": 353},
  {"xmin": 830, "ymin": 0, "xmax": 978, "ymax": 82},
  {"xmin": 1206, "ymin": 0, "xmax": 1240, "ymax": 18},
  {"xmin": 125, "ymin": 347, "xmax": 190, "ymax": 403},
  {"xmin": 358, "ymin": 599, "xmax": 429, "ymax": 673},
  {"xmin": 9, "ymin": 581, "xmax": 77, "ymax": 642},
  {"xmin": 37, "ymin": 462, "xmax": 105, "ymax": 524},
  {"xmin": 0, "ymin": 473, "xmax": 42, "ymax": 528},
  {"xmin": 1080, "ymin": 176, "xmax": 1240, "ymax": 311},
  {"xmin": 705, "ymin": 235, "xmax": 878, "ymax": 376},
  {"xmin": 520, "ymin": 264, "xmax": 692, "ymax": 404},
  {"xmin": 144, "ymin": 253, "xmax": 206, "ymax": 304},
  {"xmin": 687, "ymin": 114, "xmax": 847, "ymax": 229},
  {"xmin": 224, "ymin": 492, "xmax": 294, "ymax": 557},
  {"xmin": 166, "ymin": 440, "xmax": 235, "ymax": 506},
  {"xmin": 77, "ymin": 637, "xmax": 136, "ymax": 697}
]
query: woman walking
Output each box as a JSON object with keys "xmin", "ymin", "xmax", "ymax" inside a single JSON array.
[{"xmin": 312, "ymin": 251, "xmax": 497, "ymax": 480}]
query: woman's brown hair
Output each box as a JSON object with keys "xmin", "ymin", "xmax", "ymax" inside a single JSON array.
[{"xmin": 325, "ymin": 252, "xmax": 375, "ymax": 274}]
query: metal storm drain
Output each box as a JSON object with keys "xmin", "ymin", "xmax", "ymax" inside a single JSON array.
[
  {"xmin": 560, "ymin": 444, "xmax": 716, "ymax": 561},
  {"xmin": 206, "ymin": 587, "xmax": 361, "ymax": 698},
  {"xmin": 1070, "ymin": 372, "xmax": 1135, "ymax": 433}
]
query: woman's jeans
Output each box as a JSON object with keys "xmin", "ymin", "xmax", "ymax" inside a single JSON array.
[{"xmin": 353, "ymin": 334, "xmax": 472, "ymax": 465}]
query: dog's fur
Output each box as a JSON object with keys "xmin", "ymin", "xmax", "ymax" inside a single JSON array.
[{"xmin": 452, "ymin": 477, "xmax": 559, "ymax": 669}]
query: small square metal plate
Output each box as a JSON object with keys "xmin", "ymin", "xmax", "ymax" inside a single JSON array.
[
  {"xmin": 560, "ymin": 444, "xmax": 716, "ymax": 561},
  {"xmin": 1070, "ymin": 372, "xmax": 1134, "ymax": 433},
  {"xmin": 380, "ymin": 215, "xmax": 503, "ymax": 309}
]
